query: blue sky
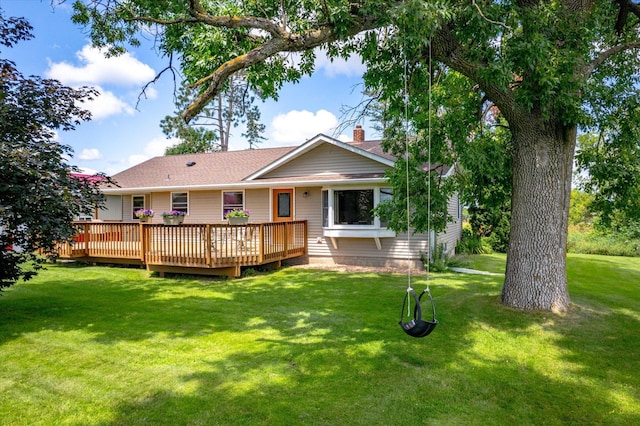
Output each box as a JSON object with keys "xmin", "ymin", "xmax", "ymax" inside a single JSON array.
[{"xmin": 2, "ymin": 1, "xmax": 377, "ymax": 176}]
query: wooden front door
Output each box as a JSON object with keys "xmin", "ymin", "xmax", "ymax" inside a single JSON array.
[{"xmin": 272, "ymin": 189, "xmax": 294, "ymax": 222}]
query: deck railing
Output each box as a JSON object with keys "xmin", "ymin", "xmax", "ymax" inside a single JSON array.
[{"xmin": 57, "ymin": 221, "xmax": 307, "ymax": 274}]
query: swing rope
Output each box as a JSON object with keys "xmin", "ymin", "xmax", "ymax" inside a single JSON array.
[
  {"xmin": 398, "ymin": 33, "xmax": 438, "ymax": 338},
  {"xmin": 404, "ymin": 26, "xmax": 413, "ymax": 302},
  {"xmin": 425, "ymin": 36, "xmax": 433, "ymax": 300}
]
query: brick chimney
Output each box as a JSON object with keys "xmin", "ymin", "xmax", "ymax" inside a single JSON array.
[{"xmin": 353, "ymin": 125, "xmax": 365, "ymax": 142}]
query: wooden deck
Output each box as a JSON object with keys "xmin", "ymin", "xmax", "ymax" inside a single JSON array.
[{"xmin": 56, "ymin": 221, "xmax": 307, "ymax": 277}]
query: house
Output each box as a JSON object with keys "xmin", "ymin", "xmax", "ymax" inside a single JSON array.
[{"xmin": 93, "ymin": 127, "xmax": 462, "ymax": 270}]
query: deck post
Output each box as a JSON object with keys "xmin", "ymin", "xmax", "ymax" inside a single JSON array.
[
  {"xmin": 206, "ymin": 224, "xmax": 212, "ymax": 267},
  {"xmin": 84, "ymin": 223, "xmax": 89, "ymax": 257},
  {"xmin": 303, "ymin": 220, "xmax": 308, "ymax": 254},
  {"xmin": 283, "ymin": 222, "xmax": 289, "ymax": 256},
  {"xmin": 140, "ymin": 223, "xmax": 146, "ymax": 263},
  {"xmin": 258, "ymin": 224, "xmax": 264, "ymax": 263}
]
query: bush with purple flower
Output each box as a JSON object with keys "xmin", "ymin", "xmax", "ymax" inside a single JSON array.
[
  {"xmin": 224, "ymin": 209, "xmax": 250, "ymax": 219},
  {"xmin": 134, "ymin": 209, "xmax": 154, "ymax": 219},
  {"xmin": 162, "ymin": 210, "xmax": 187, "ymax": 218}
]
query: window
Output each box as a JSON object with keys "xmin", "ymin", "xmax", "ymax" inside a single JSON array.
[
  {"xmin": 379, "ymin": 188, "xmax": 393, "ymax": 228},
  {"xmin": 132, "ymin": 195, "xmax": 144, "ymax": 220},
  {"xmin": 277, "ymin": 192, "xmax": 291, "ymax": 218},
  {"xmin": 171, "ymin": 192, "xmax": 188, "ymax": 214},
  {"xmin": 322, "ymin": 188, "xmax": 394, "ymax": 228},
  {"xmin": 322, "ymin": 190, "xmax": 329, "ymax": 227},
  {"xmin": 334, "ymin": 189, "xmax": 374, "ymax": 225},
  {"xmin": 222, "ymin": 191, "xmax": 244, "ymax": 219},
  {"xmin": 321, "ymin": 188, "xmax": 396, "ymax": 241}
]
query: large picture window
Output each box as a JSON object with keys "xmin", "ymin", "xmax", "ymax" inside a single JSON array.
[
  {"xmin": 171, "ymin": 192, "xmax": 188, "ymax": 214},
  {"xmin": 334, "ymin": 189, "xmax": 374, "ymax": 225},
  {"xmin": 322, "ymin": 187, "xmax": 394, "ymax": 229},
  {"xmin": 322, "ymin": 188, "xmax": 396, "ymax": 242},
  {"xmin": 223, "ymin": 191, "xmax": 244, "ymax": 218}
]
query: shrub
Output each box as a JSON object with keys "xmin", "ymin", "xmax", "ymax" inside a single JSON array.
[
  {"xmin": 568, "ymin": 225, "xmax": 640, "ymax": 257},
  {"xmin": 456, "ymin": 224, "xmax": 494, "ymax": 255},
  {"xmin": 421, "ymin": 243, "xmax": 450, "ymax": 272}
]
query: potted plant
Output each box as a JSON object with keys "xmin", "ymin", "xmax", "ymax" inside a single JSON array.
[
  {"xmin": 224, "ymin": 209, "xmax": 250, "ymax": 225},
  {"xmin": 135, "ymin": 209, "xmax": 154, "ymax": 222},
  {"xmin": 162, "ymin": 210, "xmax": 186, "ymax": 225}
]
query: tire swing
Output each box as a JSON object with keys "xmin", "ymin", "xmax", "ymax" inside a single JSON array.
[
  {"xmin": 398, "ymin": 38, "xmax": 438, "ymax": 338},
  {"xmin": 399, "ymin": 285, "xmax": 438, "ymax": 337}
]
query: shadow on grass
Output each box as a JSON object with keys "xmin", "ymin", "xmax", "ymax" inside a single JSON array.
[
  {"xmin": 1, "ymin": 262, "xmax": 638, "ymax": 424},
  {"xmin": 97, "ymin": 270, "xmax": 638, "ymax": 424}
]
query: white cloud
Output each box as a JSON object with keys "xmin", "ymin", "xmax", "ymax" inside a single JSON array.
[
  {"xmin": 127, "ymin": 154, "xmax": 150, "ymax": 167},
  {"xmin": 44, "ymin": 44, "xmax": 156, "ymax": 120},
  {"xmin": 78, "ymin": 166, "xmax": 99, "ymax": 175},
  {"xmin": 127, "ymin": 136, "xmax": 180, "ymax": 167},
  {"xmin": 270, "ymin": 109, "xmax": 339, "ymax": 144},
  {"xmin": 82, "ymin": 86, "xmax": 135, "ymax": 120},
  {"xmin": 315, "ymin": 51, "xmax": 366, "ymax": 78},
  {"xmin": 282, "ymin": 49, "xmax": 366, "ymax": 79},
  {"xmin": 46, "ymin": 45, "xmax": 156, "ymax": 87},
  {"xmin": 78, "ymin": 148, "xmax": 102, "ymax": 160},
  {"xmin": 50, "ymin": 129, "xmax": 61, "ymax": 142},
  {"xmin": 140, "ymin": 85, "xmax": 158, "ymax": 100},
  {"xmin": 145, "ymin": 136, "xmax": 179, "ymax": 157}
]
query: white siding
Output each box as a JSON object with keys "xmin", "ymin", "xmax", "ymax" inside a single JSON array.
[
  {"xmin": 295, "ymin": 187, "xmax": 323, "ymax": 229},
  {"xmin": 98, "ymin": 195, "xmax": 122, "ymax": 221},
  {"xmin": 150, "ymin": 192, "xmax": 171, "ymax": 224},
  {"xmin": 296, "ymin": 186, "xmax": 429, "ymax": 268},
  {"xmin": 123, "ymin": 196, "xmax": 134, "ymax": 222},
  {"xmin": 245, "ymin": 188, "xmax": 270, "ymax": 222},
  {"xmin": 187, "ymin": 191, "xmax": 219, "ymax": 223},
  {"xmin": 262, "ymin": 144, "xmax": 388, "ymax": 178},
  {"xmin": 437, "ymin": 192, "xmax": 462, "ymax": 255}
]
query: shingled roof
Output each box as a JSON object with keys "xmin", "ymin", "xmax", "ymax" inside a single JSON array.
[
  {"xmin": 107, "ymin": 146, "xmax": 296, "ymax": 190},
  {"xmin": 104, "ymin": 133, "xmax": 450, "ymax": 192}
]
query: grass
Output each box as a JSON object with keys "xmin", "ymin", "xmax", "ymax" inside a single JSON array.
[{"xmin": 0, "ymin": 256, "xmax": 639, "ymax": 425}]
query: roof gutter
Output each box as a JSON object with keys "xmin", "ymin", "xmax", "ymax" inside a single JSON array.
[{"xmin": 100, "ymin": 177, "xmax": 389, "ymax": 194}]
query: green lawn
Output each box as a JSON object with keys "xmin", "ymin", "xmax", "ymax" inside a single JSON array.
[{"xmin": 1, "ymin": 255, "xmax": 638, "ymax": 425}]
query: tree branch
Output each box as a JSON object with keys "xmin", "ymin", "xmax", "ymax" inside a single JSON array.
[
  {"xmin": 182, "ymin": 17, "xmax": 382, "ymax": 122},
  {"xmin": 137, "ymin": 53, "xmax": 178, "ymax": 109},
  {"xmin": 614, "ymin": 0, "xmax": 640, "ymax": 34},
  {"xmin": 584, "ymin": 41, "xmax": 640, "ymax": 76},
  {"xmin": 125, "ymin": 11, "xmax": 287, "ymax": 39},
  {"xmin": 430, "ymin": 23, "xmax": 516, "ymax": 118},
  {"xmin": 472, "ymin": 0, "xmax": 511, "ymax": 30}
]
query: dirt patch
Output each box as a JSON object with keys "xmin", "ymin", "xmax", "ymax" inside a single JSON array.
[{"xmin": 290, "ymin": 263, "xmax": 425, "ymax": 275}]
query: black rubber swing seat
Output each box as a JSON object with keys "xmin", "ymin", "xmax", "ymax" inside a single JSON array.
[{"xmin": 399, "ymin": 288, "xmax": 438, "ymax": 338}]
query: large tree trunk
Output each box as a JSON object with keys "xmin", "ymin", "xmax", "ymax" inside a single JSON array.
[{"xmin": 502, "ymin": 117, "xmax": 575, "ymax": 312}]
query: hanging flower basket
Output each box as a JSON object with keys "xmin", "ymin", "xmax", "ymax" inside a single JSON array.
[
  {"xmin": 224, "ymin": 209, "xmax": 250, "ymax": 225},
  {"xmin": 162, "ymin": 210, "xmax": 186, "ymax": 225},
  {"xmin": 135, "ymin": 209, "xmax": 154, "ymax": 223},
  {"xmin": 227, "ymin": 216, "xmax": 249, "ymax": 225}
]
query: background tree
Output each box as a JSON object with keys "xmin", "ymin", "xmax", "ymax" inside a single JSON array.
[
  {"xmin": 575, "ymin": 125, "xmax": 640, "ymax": 236},
  {"xmin": 0, "ymin": 12, "xmax": 108, "ymax": 290},
  {"xmin": 161, "ymin": 70, "xmax": 265, "ymax": 154},
  {"xmin": 568, "ymin": 189, "xmax": 595, "ymax": 227},
  {"xmin": 457, "ymin": 108, "xmax": 512, "ymax": 253},
  {"xmin": 162, "ymin": 84, "xmax": 216, "ymax": 155},
  {"xmin": 71, "ymin": 0, "xmax": 640, "ymax": 312}
]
